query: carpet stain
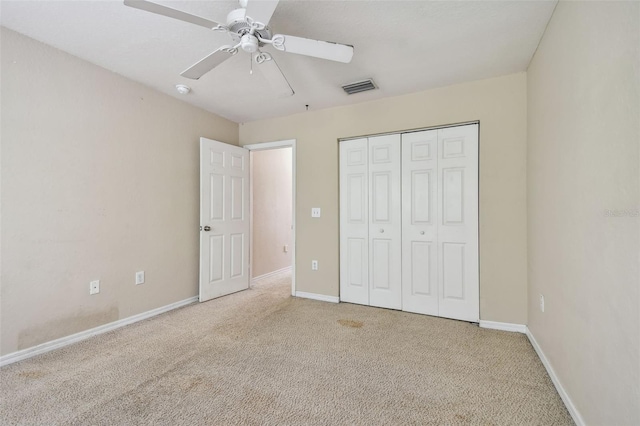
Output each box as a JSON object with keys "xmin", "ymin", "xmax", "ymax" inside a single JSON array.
[
  {"xmin": 183, "ymin": 377, "xmax": 204, "ymax": 391},
  {"xmin": 19, "ymin": 370, "xmax": 48, "ymax": 379},
  {"xmin": 338, "ymin": 319, "xmax": 364, "ymax": 328}
]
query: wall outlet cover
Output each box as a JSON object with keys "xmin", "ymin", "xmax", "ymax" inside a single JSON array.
[
  {"xmin": 135, "ymin": 271, "xmax": 145, "ymax": 285},
  {"xmin": 90, "ymin": 280, "xmax": 100, "ymax": 295}
]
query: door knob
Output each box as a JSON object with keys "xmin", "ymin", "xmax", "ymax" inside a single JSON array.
[
  {"xmin": 379, "ymin": 228, "xmax": 384, "ymax": 233},
  {"xmin": 420, "ymin": 231, "xmax": 425, "ymax": 235},
  {"xmin": 203, "ymin": 226, "xmax": 211, "ymax": 232}
]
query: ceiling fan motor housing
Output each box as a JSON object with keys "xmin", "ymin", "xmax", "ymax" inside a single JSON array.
[{"xmin": 226, "ymin": 8, "xmax": 272, "ymax": 42}]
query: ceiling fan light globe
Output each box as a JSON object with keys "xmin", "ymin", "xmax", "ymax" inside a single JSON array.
[{"xmin": 240, "ymin": 34, "xmax": 259, "ymax": 53}]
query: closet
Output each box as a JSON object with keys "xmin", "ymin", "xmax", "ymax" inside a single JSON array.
[{"xmin": 339, "ymin": 123, "xmax": 479, "ymax": 322}]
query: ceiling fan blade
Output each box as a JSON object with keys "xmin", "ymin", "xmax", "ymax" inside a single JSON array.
[
  {"xmin": 255, "ymin": 51, "xmax": 294, "ymax": 98},
  {"xmin": 272, "ymin": 34, "xmax": 354, "ymax": 63},
  {"xmin": 181, "ymin": 46, "xmax": 239, "ymax": 80},
  {"xmin": 123, "ymin": 0, "xmax": 224, "ymax": 30},
  {"xmin": 244, "ymin": 0, "xmax": 280, "ymax": 27}
]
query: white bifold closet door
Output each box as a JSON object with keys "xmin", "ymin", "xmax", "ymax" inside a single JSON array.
[
  {"xmin": 401, "ymin": 129, "xmax": 439, "ymax": 316},
  {"xmin": 435, "ymin": 125, "xmax": 479, "ymax": 321},
  {"xmin": 339, "ymin": 135, "xmax": 402, "ymax": 309},
  {"xmin": 401, "ymin": 124, "xmax": 479, "ymax": 322},
  {"xmin": 339, "ymin": 138, "xmax": 369, "ymax": 305},
  {"xmin": 340, "ymin": 123, "xmax": 478, "ymax": 322},
  {"xmin": 368, "ymin": 134, "xmax": 402, "ymax": 310}
]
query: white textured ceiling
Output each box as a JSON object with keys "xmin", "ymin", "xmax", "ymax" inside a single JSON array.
[{"xmin": 1, "ymin": 0, "xmax": 556, "ymax": 123}]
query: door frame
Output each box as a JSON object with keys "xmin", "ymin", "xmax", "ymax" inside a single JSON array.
[{"xmin": 244, "ymin": 139, "xmax": 297, "ymax": 296}]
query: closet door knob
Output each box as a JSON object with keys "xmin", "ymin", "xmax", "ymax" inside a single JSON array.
[
  {"xmin": 379, "ymin": 228, "xmax": 384, "ymax": 233},
  {"xmin": 420, "ymin": 231, "xmax": 425, "ymax": 235}
]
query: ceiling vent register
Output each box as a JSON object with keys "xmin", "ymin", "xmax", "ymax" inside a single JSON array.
[{"xmin": 342, "ymin": 79, "xmax": 377, "ymax": 95}]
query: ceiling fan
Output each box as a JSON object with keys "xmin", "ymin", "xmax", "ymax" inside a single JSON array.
[{"xmin": 123, "ymin": 0, "xmax": 354, "ymax": 98}]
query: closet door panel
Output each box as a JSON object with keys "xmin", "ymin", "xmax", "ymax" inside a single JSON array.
[
  {"xmin": 437, "ymin": 124, "xmax": 479, "ymax": 321},
  {"xmin": 368, "ymin": 134, "xmax": 402, "ymax": 310},
  {"xmin": 401, "ymin": 130, "xmax": 439, "ymax": 315},
  {"xmin": 340, "ymin": 139, "xmax": 369, "ymax": 305}
]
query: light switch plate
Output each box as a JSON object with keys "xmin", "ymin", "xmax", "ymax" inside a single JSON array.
[
  {"xmin": 90, "ymin": 280, "xmax": 100, "ymax": 295},
  {"xmin": 311, "ymin": 208, "xmax": 321, "ymax": 218},
  {"xmin": 135, "ymin": 271, "xmax": 145, "ymax": 285}
]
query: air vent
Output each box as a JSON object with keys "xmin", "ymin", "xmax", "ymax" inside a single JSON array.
[{"xmin": 341, "ymin": 78, "xmax": 377, "ymax": 95}]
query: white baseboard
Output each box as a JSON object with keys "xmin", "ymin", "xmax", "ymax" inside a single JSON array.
[
  {"xmin": 479, "ymin": 320, "xmax": 527, "ymax": 333},
  {"xmin": 0, "ymin": 296, "xmax": 198, "ymax": 367},
  {"xmin": 526, "ymin": 327, "xmax": 585, "ymax": 426},
  {"xmin": 295, "ymin": 291, "xmax": 339, "ymax": 304},
  {"xmin": 251, "ymin": 266, "xmax": 292, "ymax": 283}
]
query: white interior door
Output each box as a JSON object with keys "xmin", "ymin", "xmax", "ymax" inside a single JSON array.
[
  {"xmin": 339, "ymin": 138, "xmax": 369, "ymax": 305},
  {"xmin": 200, "ymin": 137, "xmax": 250, "ymax": 302},
  {"xmin": 401, "ymin": 129, "xmax": 439, "ymax": 315},
  {"xmin": 368, "ymin": 134, "xmax": 402, "ymax": 310},
  {"xmin": 437, "ymin": 124, "xmax": 479, "ymax": 321}
]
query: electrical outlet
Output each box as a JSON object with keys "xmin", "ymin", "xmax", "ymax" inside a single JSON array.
[
  {"xmin": 135, "ymin": 271, "xmax": 145, "ymax": 285},
  {"xmin": 311, "ymin": 260, "xmax": 318, "ymax": 270},
  {"xmin": 539, "ymin": 294, "xmax": 545, "ymax": 313},
  {"xmin": 311, "ymin": 208, "xmax": 321, "ymax": 218},
  {"xmin": 90, "ymin": 280, "xmax": 100, "ymax": 295}
]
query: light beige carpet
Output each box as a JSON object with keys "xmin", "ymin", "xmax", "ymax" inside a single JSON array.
[{"xmin": 0, "ymin": 271, "xmax": 572, "ymax": 425}]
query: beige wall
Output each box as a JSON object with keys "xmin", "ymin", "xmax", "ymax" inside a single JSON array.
[
  {"xmin": 0, "ymin": 29, "xmax": 238, "ymax": 355},
  {"xmin": 240, "ymin": 73, "xmax": 528, "ymax": 324},
  {"xmin": 527, "ymin": 2, "xmax": 639, "ymax": 425},
  {"xmin": 250, "ymin": 148, "xmax": 293, "ymax": 278}
]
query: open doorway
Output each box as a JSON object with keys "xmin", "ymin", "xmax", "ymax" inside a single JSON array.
[{"xmin": 246, "ymin": 140, "xmax": 296, "ymax": 295}]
